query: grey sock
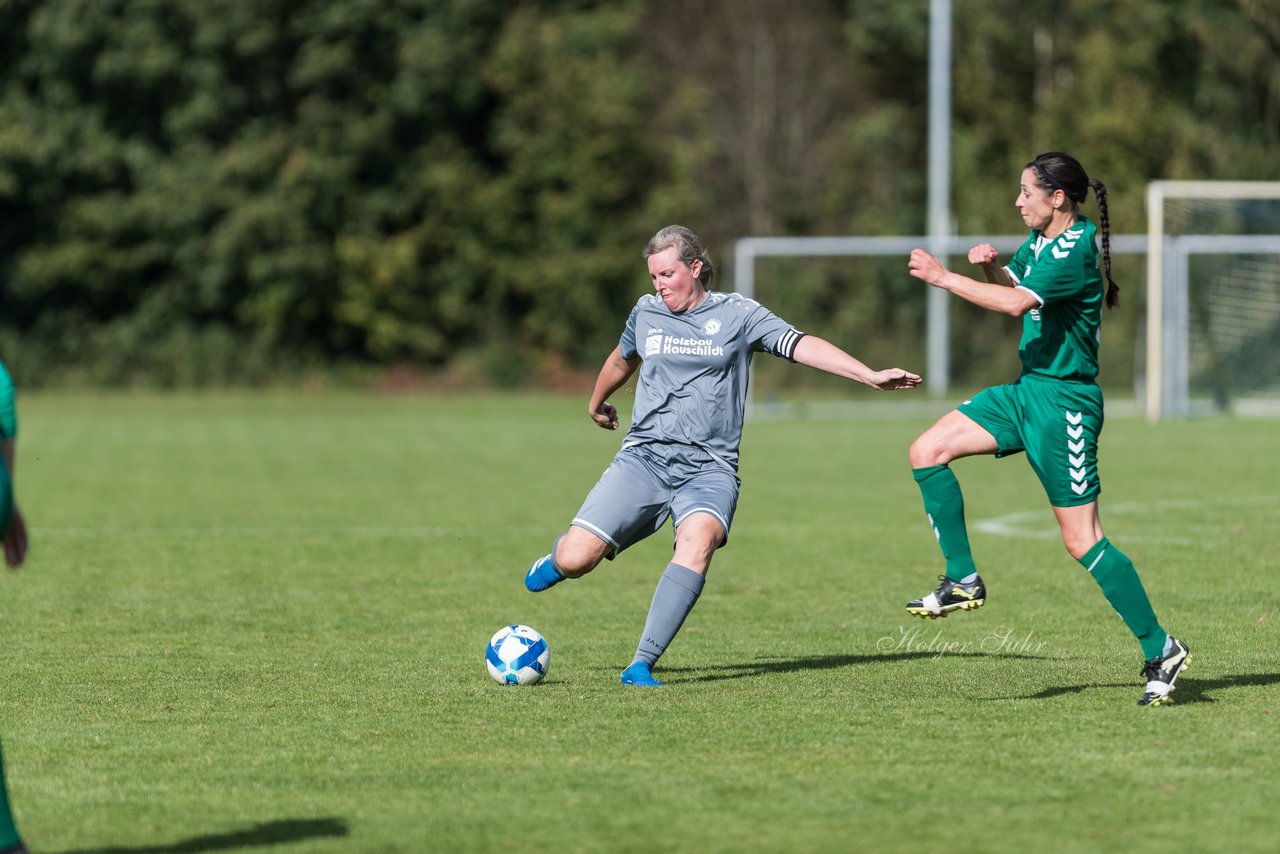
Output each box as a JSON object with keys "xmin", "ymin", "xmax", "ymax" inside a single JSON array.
[
  {"xmin": 633, "ymin": 563, "xmax": 705, "ymax": 666},
  {"xmin": 549, "ymin": 534, "xmax": 566, "ymax": 575}
]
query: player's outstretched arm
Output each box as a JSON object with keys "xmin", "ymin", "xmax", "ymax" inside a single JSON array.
[
  {"xmin": 587, "ymin": 346, "xmax": 641, "ymax": 430},
  {"xmin": 792, "ymin": 336, "xmax": 922, "ymax": 391}
]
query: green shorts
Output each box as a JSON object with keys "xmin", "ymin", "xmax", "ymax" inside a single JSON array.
[{"xmin": 957, "ymin": 374, "xmax": 1104, "ymax": 507}]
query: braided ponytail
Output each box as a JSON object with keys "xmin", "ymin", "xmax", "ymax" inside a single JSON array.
[{"xmin": 1089, "ymin": 177, "xmax": 1119, "ymax": 309}]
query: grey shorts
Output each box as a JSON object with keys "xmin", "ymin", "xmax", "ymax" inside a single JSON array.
[{"xmin": 571, "ymin": 442, "xmax": 741, "ymax": 558}]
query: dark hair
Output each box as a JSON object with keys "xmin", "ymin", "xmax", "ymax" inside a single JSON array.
[
  {"xmin": 643, "ymin": 225, "xmax": 714, "ymax": 288},
  {"xmin": 1026, "ymin": 151, "xmax": 1120, "ymax": 309}
]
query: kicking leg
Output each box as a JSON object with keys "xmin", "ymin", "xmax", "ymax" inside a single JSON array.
[{"xmin": 525, "ymin": 527, "xmax": 611, "ymax": 592}]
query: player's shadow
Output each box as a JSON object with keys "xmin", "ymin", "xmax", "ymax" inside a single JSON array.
[
  {"xmin": 659, "ymin": 650, "xmax": 1046, "ymax": 683},
  {"xmin": 982, "ymin": 671, "xmax": 1280, "ymax": 704},
  {"xmin": 52, "ymin": 817, "xmax": 348, "ymax": 854}
]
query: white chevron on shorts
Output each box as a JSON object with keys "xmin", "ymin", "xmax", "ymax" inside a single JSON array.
[{"xmin": 1066, "ymin": 410, "xmax": 1088, "ymax": 494}]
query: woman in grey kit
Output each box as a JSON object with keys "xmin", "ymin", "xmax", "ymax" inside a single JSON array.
[{"xmin": 524, "ymin": 225, "xmax": 922, "ymax": 686}]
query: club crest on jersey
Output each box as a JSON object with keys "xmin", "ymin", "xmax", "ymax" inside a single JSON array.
[{"xmin": 703, "ymin": 319, "xmax": 721, "ymax": 336}]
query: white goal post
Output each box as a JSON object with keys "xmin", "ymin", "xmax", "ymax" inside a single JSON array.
[{"xmin": 1145, "ymin": 181, "xmax": 1280, "ymax": 422}]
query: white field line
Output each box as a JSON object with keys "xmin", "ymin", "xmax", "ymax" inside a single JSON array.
[{"xmin": 973, "ymin": 496, "xmax": 1279, "ymax": 544}]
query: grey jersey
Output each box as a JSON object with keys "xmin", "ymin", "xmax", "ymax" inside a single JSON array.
[{"xmin": 618, "ymin": 291, "xmax": 804, "ymax": 470}]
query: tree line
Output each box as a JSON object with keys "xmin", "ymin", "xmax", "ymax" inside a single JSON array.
[{"xmin": 1, "ymin": 0, "xmax": 1276, "ymax": 389}]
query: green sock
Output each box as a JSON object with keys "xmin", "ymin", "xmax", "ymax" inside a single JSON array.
[
  {"xmin": 913, "ymin": 465, "xmax": 977, "ymax": 582},
  {"xmin": 0, "ymin": 740, "xmax": 20, "ymax": 849},
  {"xmin": 1081, "ymin": 538, "xmax": 1167, "ymax": 660}
]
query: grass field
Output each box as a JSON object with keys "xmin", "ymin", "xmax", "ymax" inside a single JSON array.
[{"xmin": 3, "ymin": 392, "xmax": 1277, "ymax": 852}]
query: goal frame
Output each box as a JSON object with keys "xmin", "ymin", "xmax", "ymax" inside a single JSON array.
[{"xmin": 1145, "ymin": 181, "xmax": 1280, "ymax": 421}]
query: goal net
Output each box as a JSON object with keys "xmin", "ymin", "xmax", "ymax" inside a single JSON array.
[{"xmin": 1145, "ymin": 182, "xmax": 1280, "ymax": 420}]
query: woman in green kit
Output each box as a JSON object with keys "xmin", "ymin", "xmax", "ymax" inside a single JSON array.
[
  {"xmin": 0, "ymin": 360, "xmax": 30, "ymax": 853},
  {"xmin": 902, "ymin": 152, "xmax": 1190, "ymax": 708}
]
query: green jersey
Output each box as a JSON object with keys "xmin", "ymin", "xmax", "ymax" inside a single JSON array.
[
  {"xmin": 0, "ymin": 361, "xmax": 15, "ymax": 440},
  {"xmin": 1004, "ymin": 217, "xmax": 1103, "ymax": 381}
]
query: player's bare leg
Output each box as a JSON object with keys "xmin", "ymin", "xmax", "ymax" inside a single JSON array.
[{"xmin": 525, "ymin": 526, "xmax": 611, "ymax": 592}]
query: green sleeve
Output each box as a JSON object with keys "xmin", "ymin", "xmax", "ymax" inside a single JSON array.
[{"xmin": 0, "ymin": 362, "xmax": 16, "ymax": 440}]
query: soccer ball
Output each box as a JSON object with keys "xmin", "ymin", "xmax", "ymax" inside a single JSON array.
[{"xmin": 485, "ymin": 624, "xmax": 550, "ymax": 685}]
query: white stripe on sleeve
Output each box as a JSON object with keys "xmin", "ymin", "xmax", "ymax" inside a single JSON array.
[{"xmin": 774, "ymin": 328, "xmax": 804, "ymax": 361}]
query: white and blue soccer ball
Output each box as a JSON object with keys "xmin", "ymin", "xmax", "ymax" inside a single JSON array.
[{"xmin": 485, "ymin": 624, "xmax": 550, "ymax": 685}]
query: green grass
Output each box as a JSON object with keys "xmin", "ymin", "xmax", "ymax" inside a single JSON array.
[{"xmin": 3, "ymin": 392, "xmax": 1277, "ymax": 852}]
